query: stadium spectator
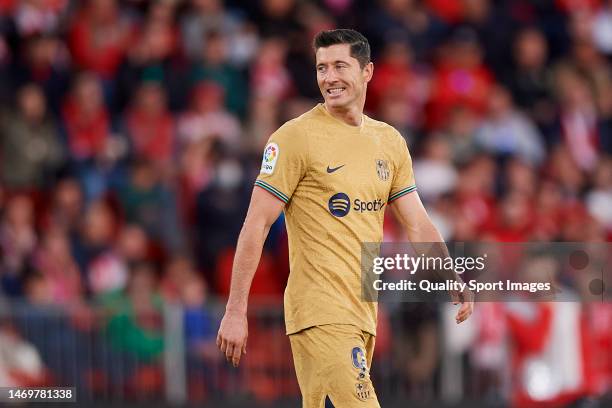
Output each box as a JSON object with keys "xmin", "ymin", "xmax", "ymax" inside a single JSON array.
[
  {"xmin": 453, "ymin": 155, "xmax": 497, "ymax": 236},
  {"xmin": 413, "ymin": 135, "xmax": 458, "ymax": 203},
  {"xmin": 475, "ymin": 85, "xmax": 545, "ymax": 165},
  {"xmin": 124, "ymin": 80, "xmax": 175, "ymax": 169},
  {"xmin": 102, "ymin": 261, "xmax": 164, "ymax": 396},
  {"xmin": 34, "ymin": 227, "xmax": 83, "ymax": 305},
  {"xmin": 0, "ymin": 320, "xmax": 47, "ymax": 387},
  {"xmin": 180, "ymin": 0, "xmax": 252, "ymax": 64},
  {"xmin": 45, "ymin": 178, "xmax": 83, "ymax": 235},
  {"xmin": 249, "ymin": 37, "xmax": 294, "ymax": 144},
  {"xmin": 434, "ymin": 105, "xmax": 480, "ymax": 165},
  {"xmin": 177, "ymin": 81, "xmax": 241, "ymax": 146},
  {"xmin": 195, "ymin": 153, "xmax": 250, "ymax": 283},
  {"xmin": 114, "ymin": 159, "xmax": 183, "ymax": 252},
  {"xmin": 367, "ymin": 39, "xmax": 430, "ymax": 141},
  {"xmin": 593, "ymin": 0, "xmax": 612, "ymax": 55},
  {"xmin": 0, "ymin": 83, "xmax": 63, "ymax": 190},
  {"xmin": 250, "ymin": 37, "xmax": 293, "ymax": 103},
  {"xmin": 0, "ymin": 195, "xmax": 37, "ymax": 297},
  {"xmin": 61, "ymin": 73, "xmax": 124, "ymax": 201},
  {"xmin": 13, "ymin": 0, "xmax": 68, "ymax": 37},
  {"xmin": 161, "ymin": 254, "xmax": 197, "ymax": 303},
  {"xmin": 13, "ymin": 34, "xmax": 71, "ymax": 113},
  {"xmin": 72, "ymin": 199, "xmax": 116, "ymax": 278},
  {"xmin": 428, "ymin": 27, "xmax": 494, "ymax": 130},
  {"xmin": 68, "ymin": 0, "xmax": 133, "ymax": 80},
  {"xmin": 0, "ymin": 33, "xmax": 10, "ymax": 103},
  {"xmin": 505, "ymin": 256, "xmax": 597, "ymax": 407},
  {"xmin": 87, "ymin": 224, "xmax": 149, "ymax": 297},
  {"xmin": 104, "ymin": 261, "xmax": 164, "ymax": 362},
  {"xmin": 252, "ymin": 0, "xmax": 300, "ymax": 38},
  {"xmin": 182, "ymin": 274, "xmax": 220, "ymax": 400},
  {"xmin": 116, "ymin": 10, "xmax": 188, "ymax": 112},
  {"xmin": 189, "ymin": 31, "xmax": 247, "ymax": 116},
  {"xmin": 365, "ymin": 0, "xmax": 446, "ymax": 62},
  {"xmin": 504, "ymin": 27, "xmax": 557, "ymax": 138},
  {"xmin": 586, "ymin": 158, "xmax": 612, "ymax": 233}
]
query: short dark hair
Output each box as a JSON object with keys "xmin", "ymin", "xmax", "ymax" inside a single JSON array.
[{"xmin": 313, "ymin": 29, "xmax": 371, "ymax": 68}]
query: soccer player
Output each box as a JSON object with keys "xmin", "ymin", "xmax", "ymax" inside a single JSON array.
[{"xmin": 217, "ymin": 29, "xmax": 474, "ymax": 407}]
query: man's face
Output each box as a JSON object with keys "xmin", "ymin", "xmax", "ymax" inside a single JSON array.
[{"xmin": 315, "ymin": 44, "xmax": 372, "ymax": 110}]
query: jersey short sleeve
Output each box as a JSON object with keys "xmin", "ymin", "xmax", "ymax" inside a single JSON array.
[
  {"xmin": 388, "ymin": 133, "xmax": 417, "ymax": 203},
  {"xmin": 254, "ymin": 122, "xmax": 308, "ymax": 204}
]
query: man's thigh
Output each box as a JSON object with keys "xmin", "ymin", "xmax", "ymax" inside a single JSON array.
[{"xmin": 289, "ymin": 324, "xmax": 380, "ymax": 408}]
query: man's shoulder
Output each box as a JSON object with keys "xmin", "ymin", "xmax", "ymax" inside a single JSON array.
[
  {"xmin": 274, "ymin": 105, "xmax": 323, "ymax": 137},
  {"xmin": 364, "ymin": 115, "xmax": 404, "ymax": 141}
]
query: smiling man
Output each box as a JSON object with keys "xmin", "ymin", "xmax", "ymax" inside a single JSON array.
[{"xmin": 216, "ymin": 29, "xmax": 473, "ymax": 408}]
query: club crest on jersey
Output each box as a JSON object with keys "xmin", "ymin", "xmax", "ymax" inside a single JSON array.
[
  {"xmin": 375, "ymin": 159, "xmax": 389, "ymax": 181},
  {"xmin": 261, "ymin": 142, "xmax": 279, "ymax": 174},
  {"xmin": 355, "ymin": 382, "xmax": 372, "ymax": 401}
]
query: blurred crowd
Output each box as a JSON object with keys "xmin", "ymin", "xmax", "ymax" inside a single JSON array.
[{"xmin": 0, "ymin": 0, "xmax": 611, "ymax": 406}]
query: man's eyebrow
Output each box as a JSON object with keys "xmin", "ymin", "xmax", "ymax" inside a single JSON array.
[{"xmin": 317, "ymin": 60, "xmax": 351, "ymax": 66}]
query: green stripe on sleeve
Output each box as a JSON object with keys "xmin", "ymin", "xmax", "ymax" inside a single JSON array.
[
  {"xmin": 254, "ymin": 180, "xmax": 289, "ymax": 203},
  {"xmin": 388, "ymin": 185, "xmax": 417, "ymax": 203},
  {"xmin": 255, "ymin": 180, "xmax": 289, "ymax": 202}
]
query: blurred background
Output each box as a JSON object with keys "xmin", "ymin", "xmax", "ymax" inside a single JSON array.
[{"xmin": 0, "ymin": 0, "xmax": 610, "ymax": 407}]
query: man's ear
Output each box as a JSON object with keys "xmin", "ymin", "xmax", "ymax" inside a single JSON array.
[{"xmin": 363, "ymin": 62, "xmax": 374, "ymax": 83}]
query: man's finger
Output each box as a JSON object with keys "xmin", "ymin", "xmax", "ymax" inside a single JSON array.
[
  {"xmin": 456, "ymin": 312, "xmax": 467, "ymax": 323},
  {"xmin": 216, "ymin": 333, "xmax": 221, "ymax": 348},
  {"xmin": 220, "ymin": 338, "xmax": 228, "ymax": 354},
  {"xmin": 232, "ymin": 343, "xmax": 243, "ymax": 367},
  {"xmin": 242, "ymin": 338, "xmax": 247, "ymax": 355},
  {"xmin": 456, "ymin": 303, "xmax": 473, "ymax": 323},
  {"xmin": 456, "ymin": 304, "xmax": 468, "ymax": 319},
  {"xmin": 226, "ymin": 343, "xmax": 235, "ymax": 361}
]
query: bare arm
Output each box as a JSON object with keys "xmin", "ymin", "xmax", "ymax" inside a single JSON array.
[
  {"xmin": 216, "ymin": 186, "xmax": 285, "ymax": 366},
  {"xmin": 390, "ymin": 190, "xmax": 444, "ymax": 243},
  {"xmin": 389, "ymin": 191, "xmax": 474, "ymax": 324}
]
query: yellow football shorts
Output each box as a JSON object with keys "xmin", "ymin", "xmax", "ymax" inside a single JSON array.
[{"xmin": 289, "ymin": 324, "xmax": 381, "ymax": 408}]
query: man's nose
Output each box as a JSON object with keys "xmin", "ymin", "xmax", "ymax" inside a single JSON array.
[{"xmin": 323, "ymin": 68, "xmax": 339, "ymax": 83}]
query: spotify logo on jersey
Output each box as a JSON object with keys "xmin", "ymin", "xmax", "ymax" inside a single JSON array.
[{"xmin": 328, "ymin": 193, "xmax": 351, "ymax": 217}]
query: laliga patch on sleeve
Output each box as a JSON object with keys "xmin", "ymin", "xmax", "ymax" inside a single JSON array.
[{"xmin": 260, "ymin": 142, "xmax": 279, "ymax": 174}]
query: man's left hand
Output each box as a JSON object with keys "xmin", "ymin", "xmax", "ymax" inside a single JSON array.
[{"xmin": 453, "ymin": 289, "xmax": 474, "ymax": 324}]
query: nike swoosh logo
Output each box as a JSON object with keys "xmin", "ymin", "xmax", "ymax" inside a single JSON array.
[{"xmin": 327, "ymin": 164, "xmax": 345, "ymax": 173}]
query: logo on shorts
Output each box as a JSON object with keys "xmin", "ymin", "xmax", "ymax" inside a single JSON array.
[
  {"xmin": 351, "ymin": 346, "xmax": 367, "ymax": 370},
  {"xmin": 329, "ymin": 193, "xmax": 351, "ymax": 217},
  {"xmin": 376, "ymin": 159, "xmax": 390, "ymax": 181},
  {"xmin": 355, "ymin": 382, "xmax": 372, "ymax": 401},
  {"xmin": 352, "ymin": 346, "xmax": 369, "ymax": 380},
  {"xmin": 260, "ymin": 143, "xmax": 279, "ymax": 174}
]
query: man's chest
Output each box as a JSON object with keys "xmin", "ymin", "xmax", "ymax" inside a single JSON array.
[{"xmin": 300, "ymin": 133, "xmax": 394, "ymax": 205}]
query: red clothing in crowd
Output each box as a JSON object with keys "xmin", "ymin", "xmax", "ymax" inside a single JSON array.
[
  {"xmin": 428, "ymin": 63, "xmax": 494, "ymax": 130},
  {"xmin": 555, "ymin": 0, "xmax": 601, "ymax": 13},
  {"xmin": 216, "ymin": 248, "xmax": 283, "ymax": 299},
  {"xmin": 68, "ymin": 7, "xmax": 132, "ymax": 79},
  {"xmin": 506, "ymin": 302, "xmax": 602, "ymax": 408},
  {"xmin": 125, "ymin": 109, "xmax": 175, "ymax": 163},
  {"xmin": 0, "ymin": 0, "xmax": 13, "ymax": 14},
  {"xmin": 425, "ymin": 0, "xmax": 463, "ymax": 24},
  {"xmin": 585, "ymin": 304, "xmax": 612, "ymax": 394},
  {"xmin": 367, "ymin": 59, "xmax": 429, "ymax": 128},
  {"xmin": 62, "ymin": 98, "xmax": 110, "ymax": 160}
]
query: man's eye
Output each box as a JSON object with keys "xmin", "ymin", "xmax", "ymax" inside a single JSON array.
[{"xmin": 317, "ymin": 66, "xmax": 326, "ymax": 73}]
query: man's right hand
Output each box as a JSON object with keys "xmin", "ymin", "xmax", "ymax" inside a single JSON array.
[{"xmin": 216, "ymin": 310, "xmax": 248, "ymax": 367}]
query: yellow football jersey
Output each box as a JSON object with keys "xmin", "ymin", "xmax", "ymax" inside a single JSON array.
[{"xmin": 255, "ymin": 104, "xmax": 416, "ymax": 336}]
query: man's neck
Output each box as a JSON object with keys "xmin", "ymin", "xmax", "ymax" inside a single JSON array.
[{"xmin": 323, "ymin": 102, "xmax": 363, "ymax": 127}]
